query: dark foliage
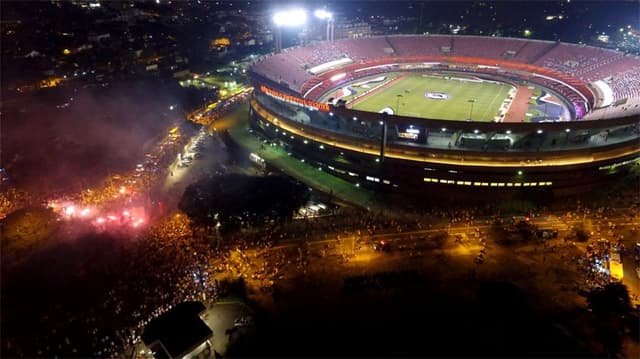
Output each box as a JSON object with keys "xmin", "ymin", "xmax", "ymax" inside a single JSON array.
[{"xmin": 178, "ymin": 174, "xmax": 309, "ymax": 231}]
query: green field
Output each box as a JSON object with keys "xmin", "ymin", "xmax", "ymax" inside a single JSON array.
[{"xmin": 348, "ymin": 74, "xmax": 513, "ymax": 122}]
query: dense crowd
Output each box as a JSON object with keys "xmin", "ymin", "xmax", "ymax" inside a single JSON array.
[
  {"xmin": 2, "ymin": 101, "xmax": 638, "ymax": 358},
  {"xmin": 0, "ymin": 187, "xmax": 31, "ymax": 219},
  {"xmin": 3, "ymin": 186, "xmax": 639, "ymax": 358}
]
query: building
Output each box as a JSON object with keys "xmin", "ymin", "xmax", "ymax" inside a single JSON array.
[
  {"xmin": 141, "ymin": 301, "xmax": 214, "ymax": 359},
  {"xmin": 247, "ymin": 35, "xmax": 640, "ymax": 197}
]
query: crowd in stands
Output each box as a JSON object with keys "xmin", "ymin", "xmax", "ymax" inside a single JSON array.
[
  {"xmin": 452, "ymin": 36, "xmax": 528, "ymax": 61},
  {"xmin": 534, "ymin": 43, "xmax": 632, "ymax": 81},
  {"xmin": 339, "ymin": 37, "xmax": 393, "ymax": 60},
  {"xmin": 250, "ymin": 35, "xmax": 640, "ymax": 110},
  {"xmin": 386, "ymin": 35, "xmax": 452, "ymax": 57},
  {"xmin": 510, "ymin": 41, "xmax": 556, "ymax": 63},
  {"xmin": 608, "ymin": 66, "xmax": 640, "ymax": 101}
]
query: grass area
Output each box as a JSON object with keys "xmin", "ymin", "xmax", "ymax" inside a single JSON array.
[
  {"xmin": 349, "ymin": 73, "xmax": 512, "ymax": 122},
  {"xmin": 335, "ymin": 74, "xmax": 400, "ymax": 103},
  {"xmin": 224, "ymin": 104, "xmax": 382, "ymax": 211},
  {"xmin": 532, "ymin": 87, "xmax": 543, "ymax": 98},
  {"xmin": 229, "ymin": 125, "xmax": 382, "ymax": 210}
]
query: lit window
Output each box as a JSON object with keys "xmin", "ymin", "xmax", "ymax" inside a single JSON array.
[
  {"xmin": 523, "ymin": 183, "xmax": 530, "ymax": 186},
  {"xmin": 439, "ymin": 179, "xmax": 447, "ymax": 183},
  {"xmin": 506, "ymin": 183, "xmax": 513, "ymax": 187},
  {"xmin": 538, "ymin": 182, "xmax": 546, "ymax": 186},
  {"xmin": 464, "ymin": 181, "xmax": 472, "ymax": 186},
  {"xmin": 490, "ymin": 183, "xmax": 498, "ymax": 187},
  {"xmin": 456, "ymin": 181, "xmax": 465, "ymax": 185},
  {"xmin": 514, "ymin": 183, "xmax": 522, "ymax": 187},
  {"xmin": 546, "ymin": 181, "xmax": 553, "ymax": 185},
  {"xmin": 447, "ymin": 180, "xmax": 454, "ymax": 184},
  {"xmin": 473, "ymin": 182, "xmax": 481, "ymax": 186},
  {"xmin": 498, "ymin": 183, "xmax": 505, "ymax": 187},
  {"xmin": 481, "ymin": 182, "xmax": 489, "ymax": 186}
]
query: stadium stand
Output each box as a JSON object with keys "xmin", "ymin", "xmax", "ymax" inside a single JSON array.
[
  {"xmin": 335, "ymin": 37, "xmax": 396, "ymax": 60},
  {"xmin": 452, "ymin": 36, "xmax": 528, "ymax": 61},
  {"xmin": 251, "ymin": 35, "xmax": 640, "ymax": 112},
  {"xmin": 386, "ymin": 35, "xmax": 454, "ymax": 57},
  {"xmin": 510, "ymin": 40, "xmax": 555, "ymax": 63}
]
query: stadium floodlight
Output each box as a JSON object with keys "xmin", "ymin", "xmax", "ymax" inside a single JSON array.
[
  {"xmin": 315, "ymin": 8, "xmax": 334, "ymax": 41},
  {"xmin": 314, "ymin": 9, "xmax": 332, "ymax": 20},
  {"xmin": 273, "ymin": 9, "xmax": 308, "ymax": 27}
]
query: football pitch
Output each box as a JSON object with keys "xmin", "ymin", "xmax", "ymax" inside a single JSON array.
[{"xmin": 348, "ymin": 74, "xmax": 513, "ymax": 122}]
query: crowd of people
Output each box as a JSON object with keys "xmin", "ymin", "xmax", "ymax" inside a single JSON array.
[
  {"xmin": 2, "ymin": 90, "xmax": 639, "ymax": 358},
  {"xmin": 3, "ymin": 185, "xmax": 639, "ymax": 358},
  {"xmin": 0, "ymin": 187, "xmax": 31, "ymax": 220}
]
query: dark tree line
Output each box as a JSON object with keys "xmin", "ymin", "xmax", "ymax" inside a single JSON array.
[{"xmin": 178, "ymin": 174, "xmax": 309, "ymax": 232}]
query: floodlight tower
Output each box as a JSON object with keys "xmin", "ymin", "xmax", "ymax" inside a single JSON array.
[
  {"xmin": 314, "ymin": 9, "xmax": 334, "ymax": 42},
  {"xmin": 273, "ymin": 9, "xmax": 308, "ymax": 53}
]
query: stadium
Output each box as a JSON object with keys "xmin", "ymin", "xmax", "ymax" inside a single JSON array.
[{"xmin": 247, "ymin": 35, "xmax": 640, "ymax": 196}]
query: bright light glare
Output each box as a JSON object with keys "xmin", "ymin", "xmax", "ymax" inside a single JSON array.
[
  {"xmin": 64, "ymin": 206, "xmax": 75, "ymax": 216},
  {"xmin": 314, "ymin": 9, "xmax": 332, "ymax": 20},
  {"xmin": 273, "ymin": 9, "xmax": 307, "ymax": 27}
]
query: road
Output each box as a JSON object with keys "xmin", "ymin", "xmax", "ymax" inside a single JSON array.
[{"xmin": 234, "ymin": 211, "xmax": 640, "ymax": 304}]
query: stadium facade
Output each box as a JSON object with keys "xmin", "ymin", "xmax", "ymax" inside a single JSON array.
[{"xmin": 247, "ymin": 35, "xmax": 640, "ymax": 195}]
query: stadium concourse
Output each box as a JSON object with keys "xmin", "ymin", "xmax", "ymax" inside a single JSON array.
[{"xmin": 246, "ymin": 35, "xmax": 640, "ymax": 196}]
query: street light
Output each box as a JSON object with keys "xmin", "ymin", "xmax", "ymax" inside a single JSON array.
[{"xmin": 315, "ymin": 9, "xmax": 334, "ymax": 42}]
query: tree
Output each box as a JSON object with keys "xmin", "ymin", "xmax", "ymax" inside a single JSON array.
[
  {"xmin": 587, "ymin": 282, "xmax": 632, "ymax": 319},
  {"xmin": 587, "ymin": 283, "xmax": 634, "ymax": 357},
  {"xmin": 178, "ymin": 174, "xmax": 309, "ymax": 232}
]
